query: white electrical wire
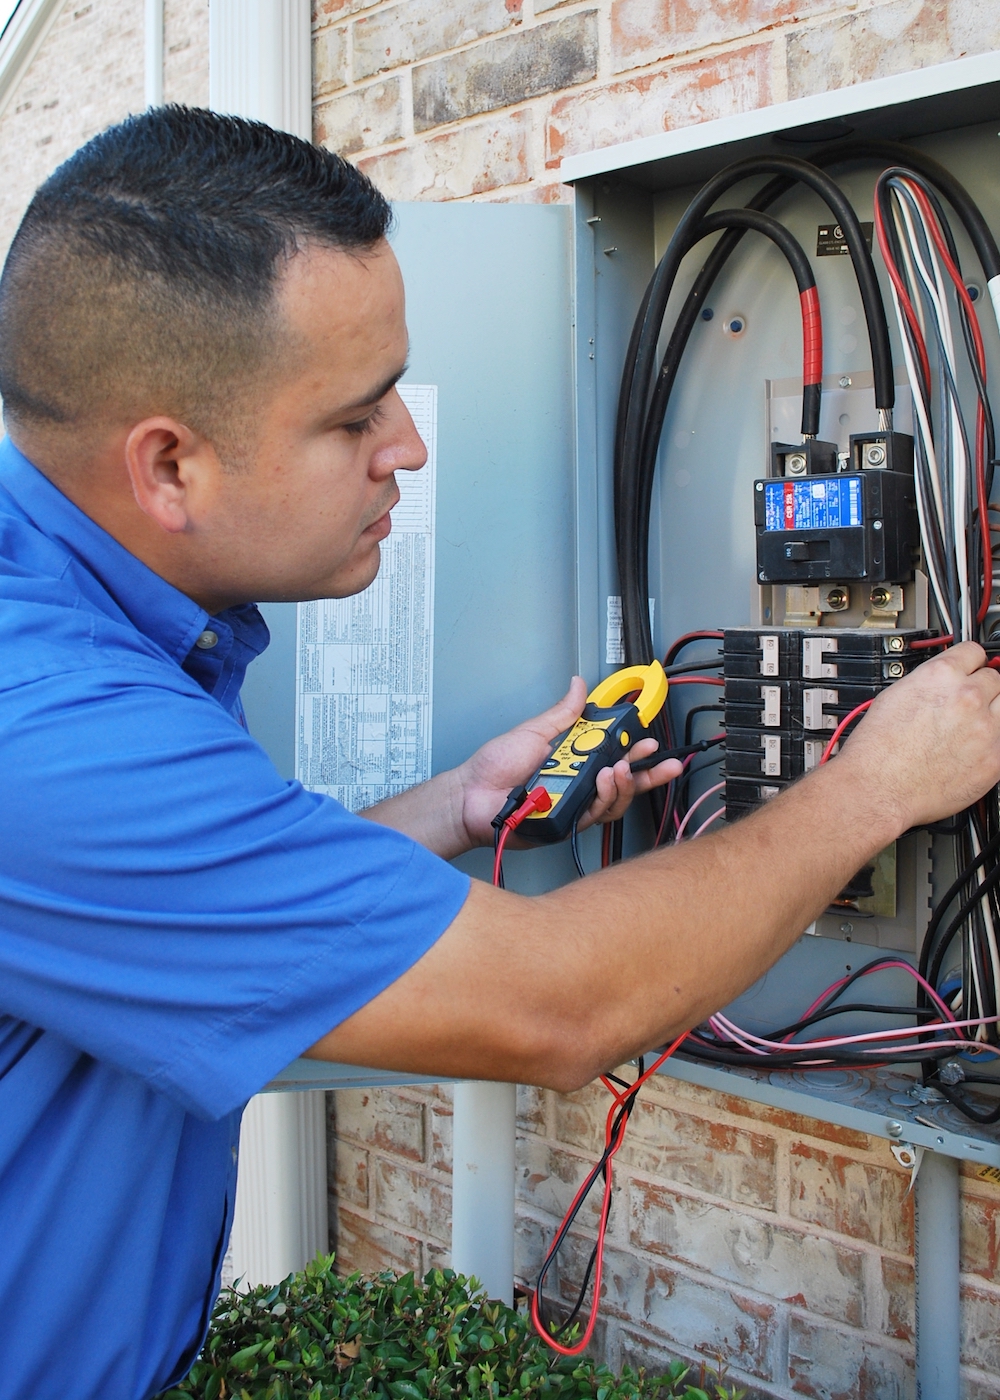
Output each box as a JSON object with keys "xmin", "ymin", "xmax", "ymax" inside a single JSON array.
[
  {"xmin": 887, "ymin": 275, "xmax": 953, "ymax": 633},
  {"xmin": 895, "ymin": 191, "xmax": 971, "ymax": 639}
]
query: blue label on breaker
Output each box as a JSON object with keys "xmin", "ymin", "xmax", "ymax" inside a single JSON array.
[{"xmin": 764, "ymin": 476, "xmax": 863, "ymax": 532}]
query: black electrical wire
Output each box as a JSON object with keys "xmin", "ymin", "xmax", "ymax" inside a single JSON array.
[
  {"xmin": 694, "ymin": 207, "xmax": 824, "ymax": 434},
  {"xmin": 933, "ymin": 1079, "xmax": 1000, "ymax": 1125},
  {"xmin": 663, "ymin": 657, "xmax": 725, "ymax": 678},
  {"xmin": 533, "ymin": 1057, "xmax": 645, "ymax": 1341},
  {"xmin": 616, "ymin": 153, "xmax": 892, "ymax": 670},
  {"xmin": 919, "ymin": 821, "xmax": 1000, "ymax": 983},
  {"xmin": 684, "ymin": 702, "xmax": 725, "ymax": 748},
  {"xmin": 570, "ymin": 818, "xmax": 586, "ymax": 879}
]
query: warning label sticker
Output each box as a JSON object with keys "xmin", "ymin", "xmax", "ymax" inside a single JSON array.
[{"xmin": 764, "ymin": 477, "xmax": 863, "ymax": 532}]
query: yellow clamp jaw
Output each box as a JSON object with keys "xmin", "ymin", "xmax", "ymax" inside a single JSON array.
[
  {"xmin": 586, "ymin": 661, "xmax": 668, "ymax": 728},
  {"xmin": 517, "ymin": 661, "xmax": 669, "ymax": 845}
]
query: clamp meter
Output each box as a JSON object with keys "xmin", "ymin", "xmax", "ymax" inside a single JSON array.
[{"xmin": 513, "ymin": 662, "xmax": 668, "ymax": 844}]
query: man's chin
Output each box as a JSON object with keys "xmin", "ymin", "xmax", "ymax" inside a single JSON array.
[{"xmin": 309, "ymin": 542, "xmax": 383, "ymax": 601}]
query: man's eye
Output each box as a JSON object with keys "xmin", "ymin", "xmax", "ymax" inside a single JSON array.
[{"xmin": 343, "ymin": 403, "xmax": 387, "ymax": 437}]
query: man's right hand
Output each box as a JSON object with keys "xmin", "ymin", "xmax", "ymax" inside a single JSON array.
[{"xmin": 835, "ymin": 640, "xmax": 1000, "ymax": 831}]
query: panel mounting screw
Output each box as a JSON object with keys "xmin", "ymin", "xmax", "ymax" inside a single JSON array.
[
  {"xmin": 886, "ymin": 1120, "xmax": 904, "ymax": 1138},
  {"xmin": 839, "ymin": 376, "xmax": 852, "ymax": 387}
]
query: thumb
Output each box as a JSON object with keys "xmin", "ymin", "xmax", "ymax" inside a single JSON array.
[{"xmin": 524, "ymin": 675, "xmax": 588, "ymax": 743}]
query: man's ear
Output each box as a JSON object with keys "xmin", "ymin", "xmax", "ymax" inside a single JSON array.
[{"xmin": 123, "ymin": 418, "xmax": 218, "ymax": 534}]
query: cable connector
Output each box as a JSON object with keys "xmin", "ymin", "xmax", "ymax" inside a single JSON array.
[
  {"xmin": 492, "ymin": 786, "xmax": 529, "ymax": 831},
  {"xmin": 510, "ymin": 786, "xmax": 553, "ymax": 828},
  {"xmin": 492, "ymin": 787, "xmax": 553, "ymax": 889}
]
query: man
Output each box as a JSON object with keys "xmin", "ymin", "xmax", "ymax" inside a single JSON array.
[{"xmin": 0, "ymin": 106, "xmax": 997, "ymax": 1400}]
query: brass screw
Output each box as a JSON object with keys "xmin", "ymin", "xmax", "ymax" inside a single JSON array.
[
  {"xmin": 887, "ymin": 636, "xmax": 904, "ymax": 652},
  {"xmin": 825, "ymin": 587, "xmax": 849, "ymax": 611},
  {"xmin": 871, "ymin": 586, "xmax": 891, "ymax": 608},
  {"xmin": 887, "ymin": 661, "xmax": 905, "ymax": 678}
]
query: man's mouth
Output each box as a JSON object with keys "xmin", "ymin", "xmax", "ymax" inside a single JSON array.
[{"xmin": 363, "ymin": 489, "xmax": 399, "ymax": 538}]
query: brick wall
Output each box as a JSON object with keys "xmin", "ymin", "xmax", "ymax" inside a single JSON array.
[
  {"xmin": 330, "ymin": 1077, "xmax": 1000, "ymax": 1399},
  {"xmin": 311, "ymin": 0, "xmax": 1000, "ymax": 204}
]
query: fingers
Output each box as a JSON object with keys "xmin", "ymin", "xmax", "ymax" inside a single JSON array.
[
  {"xmin": 937, "ymin": 640, "xmax": 986, "ymax": 675},
  {"xmin": 577, "ymin": 755, "xmax": 684, "ymax": 831},
  {"xmin": 523, "ymin": 676, "xmax": 588, "ymax": 744}
]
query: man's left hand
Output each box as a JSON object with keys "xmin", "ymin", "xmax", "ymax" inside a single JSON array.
[{"xmin": 456, "ymin": 677, "xmax": 683, "ymax": 850}]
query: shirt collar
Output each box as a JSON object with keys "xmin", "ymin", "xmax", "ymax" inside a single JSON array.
[{"xmin": 0, "ymin": 437, "xmax": 269, "ymax": 710}]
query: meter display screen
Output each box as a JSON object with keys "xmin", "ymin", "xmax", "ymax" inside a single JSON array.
[{"xmin": 764, "ymin": 477, "xmax": 863, "ymax": 532}]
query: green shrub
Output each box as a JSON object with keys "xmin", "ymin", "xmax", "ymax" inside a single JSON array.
[{"xmin": 156, "ymin": 1255, "xmax": 743, "ymax": 1400}]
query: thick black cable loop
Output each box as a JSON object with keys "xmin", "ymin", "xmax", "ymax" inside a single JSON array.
[{"xmin": 616, "ymin": 153, "xmax": 890, "ymax": 667}]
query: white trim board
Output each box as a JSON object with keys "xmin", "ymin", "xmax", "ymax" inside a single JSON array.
[
  {"xmin": 559, "ymin": 50, "xmax": 1000, "ymax": 184},
  {"xmin": 0, "ymin": 0, "xmax": 63, "ymax": 123}
]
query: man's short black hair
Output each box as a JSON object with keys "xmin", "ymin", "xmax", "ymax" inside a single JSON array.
[{"xmin": 0, "ymin": 105, "xmax": 392, "ymax": 449}]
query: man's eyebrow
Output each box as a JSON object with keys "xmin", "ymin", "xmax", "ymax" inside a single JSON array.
[{"xmin": 336, "ymin": 363, "xmax": 409, "ymax": 416}]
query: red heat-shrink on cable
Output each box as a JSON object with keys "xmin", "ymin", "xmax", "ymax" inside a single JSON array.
[{"xmin": 800, "ymin": 285, "xmax": 823, "ymax": 389}]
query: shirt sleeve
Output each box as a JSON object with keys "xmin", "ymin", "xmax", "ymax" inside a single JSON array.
[{"xmin": 0, "ymin": 657, "xmax": 470, "ymax": 1120}]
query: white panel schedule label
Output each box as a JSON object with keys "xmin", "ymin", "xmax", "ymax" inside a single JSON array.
[{"xmin": 295, "ymin": 384, "xmax": 437, "ymax": 812}]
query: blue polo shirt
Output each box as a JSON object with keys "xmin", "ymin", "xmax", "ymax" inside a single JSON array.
[{"xmin": 0, "ymin": 437, "xmax": 470, "ymax": 1399}]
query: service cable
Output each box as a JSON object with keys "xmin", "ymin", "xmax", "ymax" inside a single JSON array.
[{"xmin": 616, "ymin": 154, "xmax": 892, "ymax": 669}]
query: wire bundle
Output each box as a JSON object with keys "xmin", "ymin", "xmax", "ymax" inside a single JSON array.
[
  {"xmin": 529, "ymin": 1034, "xmax": 687, "ymax": 1355},
  {"xmin": 874, "ymin": 168, "xmax": 996, "ymax": 640}
]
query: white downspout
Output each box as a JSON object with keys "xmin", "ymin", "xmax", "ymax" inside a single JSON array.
[
  {"xmin": 208, "ymin": 0, "xmax": 321, "ymax": 1288},
  {"xmin": 143, "ymin": 0, "xmax": 163, "ymax": 108}
]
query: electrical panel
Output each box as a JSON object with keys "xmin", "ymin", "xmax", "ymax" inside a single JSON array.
[{"xmin": 565, "ymin": 59, "xmax": 1000, "ymax": 1120}]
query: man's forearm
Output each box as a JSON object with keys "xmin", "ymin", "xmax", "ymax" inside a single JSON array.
[
  {"xmin": 311, "ymin": 753, "xmax": 902, "ymax": 1088},
  {"xmin": 361, "ymin": 766, "xmax": 471, "ymax": 859},
  {"xmin": 311, "ymin": 649, "xmax": 1000, "ymax": 1090}
]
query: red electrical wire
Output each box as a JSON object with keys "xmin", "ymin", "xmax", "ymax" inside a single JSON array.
[
  {"xmin": 818, "ymin": 700, "xmax": 872, "ymax": 766},
  {"xmin": 531, "ymin": 1031, "xmax": 689, "ymax": 1355},
  {"xmin": 663, "ymin": 630, "xmax": 724, "ymax": 667},
  {"xmin": 492, "ymin": 786, "xmax": 552, "ymax": 886},
  {"xmin": 872, "ymin": 189, "xmax": 932, "ymax": 392},
  {"xmin": 910, "ymin": 634, "xmax": 953, "ymax": 649},
  {"xmin": 666, "ymin": 676, "xmax": 725, "ymax": 687}
]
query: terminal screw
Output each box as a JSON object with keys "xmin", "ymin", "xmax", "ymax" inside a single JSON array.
[
  {"xmin": 887, "ymin": 661, "xmax": 905, "ymax": 678},
  {"xmin": 887, "ymin": 636, "xmax": 904, "ymax": 652},
  {"xmin": 839, "ymin": 375, "xmax": 852, "ymax": 388},
  {"xmin": 863, "ymin": 442, "xmax": 887, "ymax": 468},
  {"xmin": 871, "ymin": 586, "xmax": 892, "ymax": 608},
  {"xmin": 786, "ymin": 453, "xmax": 808, "ymax": 476},
  {"xmin": 824, "ymin": 586, "xmax": 849, "ymax": 611}
]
